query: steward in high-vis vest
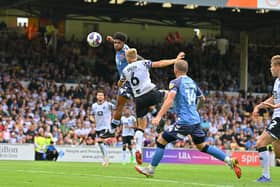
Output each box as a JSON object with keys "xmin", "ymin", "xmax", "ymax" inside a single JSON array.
[{"xmin": 34, "ymin": 128, "xmax": 47, "ymax": 160}]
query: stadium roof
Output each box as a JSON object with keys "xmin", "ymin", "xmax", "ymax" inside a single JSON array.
[{"xmin": 1, "ymin": 0, "xmax": 279, "ymax": 30}]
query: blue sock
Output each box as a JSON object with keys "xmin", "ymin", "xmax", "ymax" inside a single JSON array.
[
  {"xmin": 112, "ymin": 119, "xmax": 120, "ymax": 125},
  {"xmin": 204, "ymin": 145, "xmax": 226, "ymax": 161},
  {"xmin": 151, "ymin": 147, "xmax": 165, "ymax": 167}
]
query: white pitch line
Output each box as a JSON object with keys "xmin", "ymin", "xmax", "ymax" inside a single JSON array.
[{"xmin": 12, "ymin": 169, "xmax": 233, "ymax": 187}]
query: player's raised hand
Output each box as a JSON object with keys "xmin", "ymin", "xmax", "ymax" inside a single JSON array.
[
  {"xmin": 152, "ymin": 117, "xmax": 161, "ymax": 126},
  {"xmin": 106, "ymin": 35, "xmax": 114, "ymax": 43},
  {"xmin": 252, "ymin": 106, "xmax": 259, "ymax": 119},
  {"xmin": 176, "ymin": 52, "xmax": 185, "ymax": 60}
]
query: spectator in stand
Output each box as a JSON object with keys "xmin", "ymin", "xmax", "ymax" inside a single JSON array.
[{"xmin": 245, "ymin": 137, "xmax": 256, "ymax": 151}]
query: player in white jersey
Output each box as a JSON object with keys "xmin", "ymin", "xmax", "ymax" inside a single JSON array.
[
  {"xmin": 121, "ymin": 107, "xmax": 137, "ymax": 163},
  {"xmin": 120, "ymin": 48, "xmax": 185, "ymax": 164},
  {"xmin": 91, "ymin": 90, "xmax": 115, "ymax": 166},
  {"xmin": 253, "ymin": 55, "xmax": 280, "ymax": 182}
]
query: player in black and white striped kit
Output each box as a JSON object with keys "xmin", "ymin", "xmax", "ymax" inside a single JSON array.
[{"xmin": 253, "ymin": 55, "xmax": 280, "ymax": 182}]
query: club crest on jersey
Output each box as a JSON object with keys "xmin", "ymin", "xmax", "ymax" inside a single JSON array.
[
  {"xmin": 119, "ymin": 54, "xmax": 125, "ymax": 59},
  {"xmin": 169, "ymin": 83, "xmax": 175, "ymax": 90}
]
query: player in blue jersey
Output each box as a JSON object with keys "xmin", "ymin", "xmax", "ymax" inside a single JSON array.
[
  {"xmin": 135, "ymin": 59, "xmax": 242, "ymax": 179},
  {"xmin": 103, "ymin": 32, "xmax": 143, "ymax": 138}
]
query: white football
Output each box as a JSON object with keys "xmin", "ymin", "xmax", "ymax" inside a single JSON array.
[{"xmin": 87, "ymin": 32, "xmax": 102, "ymax": 47}]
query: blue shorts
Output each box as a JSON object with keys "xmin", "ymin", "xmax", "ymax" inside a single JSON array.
[
  {"xmin": 118, "ymin": 81, "xmax": 133, "ymax": 99},
  {"xmin": 162, "ymin": 123, "xmax": 206, "ymax": 145}
]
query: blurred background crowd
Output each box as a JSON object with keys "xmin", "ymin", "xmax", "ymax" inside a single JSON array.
[{"xmin": 0, "ymin": 23, "xmax": 277, "ymax": 152}]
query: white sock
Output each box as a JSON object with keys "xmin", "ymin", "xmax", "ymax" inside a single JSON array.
[
  {"xmin": 259, "ymin": 150, "xmax": 270, "ymax": 178},
  {"xmin": 98, "ymin": 143, "xmax": 108, "ymax": 161},
  {"xmin": 122, "ymin": 150, "xmax": 127, "ymax": 162},
  {"xmin": 224, "ymin": 156, "xmax": 231, "ymax": 165},
  {"xmin": 134, "ymin": 130, "xmax": 144, "ymax": 152},
  {"xmin": 148, "ymin": 164, "xmax": 156, "ymax": 172},
  {"xmin": 129, "ymin": 149, "xmax": 133, "ymax": 159}
]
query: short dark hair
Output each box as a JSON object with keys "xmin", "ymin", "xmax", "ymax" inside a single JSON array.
[
  {"xmin": 113, "ymin": 32, "xmax": 127, "ymax": 42},
  {"xmin": 96, "ymin": 89, "xmax": 105, "ymax": 95}
]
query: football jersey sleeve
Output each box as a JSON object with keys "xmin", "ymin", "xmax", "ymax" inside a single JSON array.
[
  {"xmin": 169, "ymin": 79, "xmax": 179, "ymax": 93},
  {"xmin": 142, "ymin": 60, "xmax": 152, "ymax": 70},
  {"xmin": 196, "ymin": 86, "xmax": 203, "ymax": 97},
  {"xmin": 91, "ymin": 104, "xmax": 96, "ymax": 115},
  {"xmin": 132, "ymin": 116, "xmax": 136, "ymax": 123},
  {"xmin": 110, "ymin": 102, "xmax": 116, "ymax": 110}
]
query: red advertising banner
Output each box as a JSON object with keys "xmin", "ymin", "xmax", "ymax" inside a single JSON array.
[
  {"xmin": 231, "ymin": 151, "xmax": 260, "ymax": 166},
  {"xmin": 226, "ymin": 0, "xmax": 257, "ymax": 8}
]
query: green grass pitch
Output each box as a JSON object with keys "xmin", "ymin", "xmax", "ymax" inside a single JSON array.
[{"xmin": 0, "ymin": 161, "xmax": 279, "ymax": 187}]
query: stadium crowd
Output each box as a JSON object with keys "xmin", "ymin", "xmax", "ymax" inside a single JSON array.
[{"xmin": 0, "ymin": 25, "xmax": 277, "ymax": 153}]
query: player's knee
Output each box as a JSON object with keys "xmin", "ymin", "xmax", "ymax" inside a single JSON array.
[
  {"xmin": 273, "ymin": 141, "xmax": 280, "ymax": 157},
  {"xmin": 156, "ymin": 139, "xmax": 166, "ymax": 149},
  {"xmin": 156, "ymin": 134, "xmax": 168, "ymax": 148},
  {"xmin": 192, "ymin": 136, "xmax": 205, "ymax": 146},
  {"xmin": 256, "ymin": 139, "xmax": 265, "ymax": 149},
  {"xmin": 161, "ymin": 132, "xmax": 175, "ymax": 144},
  {"xmin": 256, "ymin": 141, "xmax": 261, "ymax": 149},
  {"xmin": 201, "ymin": 144, "xmax": 209, "ymax": 153}
]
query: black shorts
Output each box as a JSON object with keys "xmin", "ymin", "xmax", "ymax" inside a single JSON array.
[
  {"xmin": 118, "ymin": 81, "xmax": 133, "ymax": 99},
  {"xmin": 266, "ymin": 117, "xmax": 280, "ymax": 139},
  {"xmin": 96, "ymin": 129, "xmax": 107, "ymax": 138},
  {"xmin": 122, "ymin": 136, "xmax": 134, "ymax": 145},
  {"xmin": 135, "ymin": 89, "xmax": 165, "ymax": 118}
]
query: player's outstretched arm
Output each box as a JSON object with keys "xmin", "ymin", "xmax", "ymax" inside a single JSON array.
[
  {"xmin": 197, "ymin": 95, "xmax": 206, "ymax": 110},
  {"xmin": 252, "ymin": 96, "xmax": 274, "ymax": 118},
  {"xmin": 262, "ymin": 101, "xmax": 280, "ymax": 109},
  {"xmin": 152, "ymin": 91, "xmax": 176, "ymax": 125},
  {"xmin": 151, "ymin": 51, "xmax": 185, "ymax": 68}
]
